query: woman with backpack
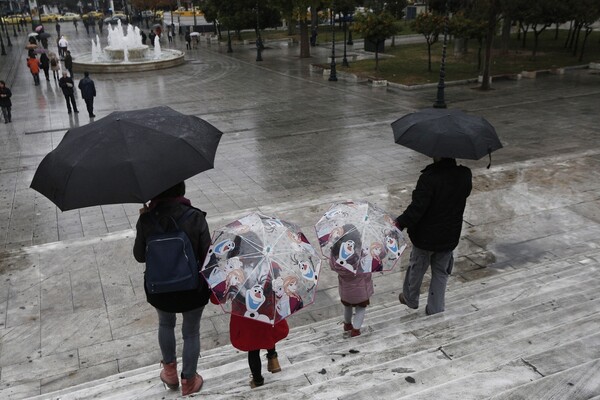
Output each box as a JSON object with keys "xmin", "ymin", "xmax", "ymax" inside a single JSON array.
[
  {"xmin": 49, "ymin": 52, "xmax": 60, "ymax": 80},
  {"xmin": 133, "ymin": 181, "xmax": 211, "ymax": 397}
]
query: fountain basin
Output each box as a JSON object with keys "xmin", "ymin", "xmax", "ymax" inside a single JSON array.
[
  {"xmin": 73, "ymin": 49, "xmax": 186, "ymax": 73},
  {"xmin": 103, "ymin": 45, "xmax": 150, "ymax": 61}
]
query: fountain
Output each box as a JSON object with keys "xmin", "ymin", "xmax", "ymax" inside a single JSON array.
[{"xmin": 73, "ymin": 20, "xmax": 185, "ymax": 73}]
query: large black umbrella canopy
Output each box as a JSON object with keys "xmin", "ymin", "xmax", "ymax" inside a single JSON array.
[
  {"xmin": 391, "ymin": 108, "xmax": 503, "ymax": 160},
  {"xmin": 30, "ymin": 106, "xmax": 222, "ymax": 211}
]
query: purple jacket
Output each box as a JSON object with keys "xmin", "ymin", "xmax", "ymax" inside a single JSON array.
[{"xmin": 330, "ymin": 256, "xmax": 374, "ymax": 304}]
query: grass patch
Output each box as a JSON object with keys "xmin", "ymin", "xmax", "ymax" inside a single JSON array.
[{"xmin": 343, "ymin": 30, "xmax": 600, "ymax": 85}]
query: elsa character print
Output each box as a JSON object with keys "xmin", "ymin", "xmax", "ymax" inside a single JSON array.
[{"xmin": 209, "ymin": 256, "xmax": 243, "ymax": 295}]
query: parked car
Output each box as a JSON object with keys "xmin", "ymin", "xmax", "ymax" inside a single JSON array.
[
  {"xmin": 1, "ymin": 14, "xmax": 32, "ymax": 24},
  {"xmin": 59, "ymin": 12, "xmax": 81, "ymax": 21},
  {"xmin": 40, "ymin": 13, "xmax": 61, "ymax": 22}
]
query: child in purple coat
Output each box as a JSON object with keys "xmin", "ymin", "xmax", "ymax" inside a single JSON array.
[{"xmin": 329, "ymin": 225, "xmax": 373, "ymax": 337}]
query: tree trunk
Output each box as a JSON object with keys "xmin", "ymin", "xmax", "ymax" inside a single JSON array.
[
  {"xmin": 572, "ymin": 23, "xmax": 582, "ymax": 56},
  {"xmin": 564, "ymin": 20, "xmax": 573, "ymax": 48},
  {"xmin": 554, "ymin": 23, "xmax": 559, "ymax": 40},
  {"xmin": 299, "ymin": 19, "xmax": 310, "ymax": 58},
  {"xmin": 579, "ymin": 27, "xmax": 591, "ymax": 62},
  {"xmin": 500, "ymin": 16, "xmax": 511, "ymax": 54},
  {"xmin": 427, "ymin": 42, "xmax": 432, "ymax": 72},
  {"xmin": 521, "ymin": 25, "xmax": 529, "ymax": 49},
  {"xmin": 454, "ymin": 37, "xmax": 466, "ymax": 57},
  {"xmin": 481, "ymin": 0, "xmax": 498, "ymax": 91}
]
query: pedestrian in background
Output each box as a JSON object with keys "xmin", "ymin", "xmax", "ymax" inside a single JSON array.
[
  {"xmin": 49, "ymin": 52, "xmax": 60, "ymax": 80},
  {"xmin": 0, "ymin": 80, "xmax": 12, "ymax": 123},
  {"xmin": 73, "ymin": 19, "xmax": 78, "ymax": 32},
  {"xmin": 40, "ymin": 52, "xmax": 50, "ymax": 81},
  {"xmin": 64, "ymin": 51, "xmax": 74, "ymax": 78},
  {"xmin": 58, "ymin": 71, "xmax": 79, "ymax": 114},
  {"xmin": 185, "ymin": 31, "xmax": 191, "ymax": 50},
  {"xmin": 396, "ymin": 157, "xmax": 472, "ymax": 315},
  {"xmin": 26, "ymin": 55, "xmax": 41, "ymax": 86},
  {"xmin": 58, "ymin": 36, "xmax": 68, "ymax": 59},
  {"xmin": 55, "ymin": 21, "xmax": 61, "ymax": 37},
  {"xmin": 133, "ymin": 182, "xmax": 211, "ymax": 397},
  {"xmin": 78, "ymin": 71, "xmax": 96, "ymax": 118}
]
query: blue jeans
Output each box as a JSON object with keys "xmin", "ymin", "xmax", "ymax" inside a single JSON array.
[
  {"xmin": 402, "ymin": 247, "xmax": 454, "ymax": 315},
  {"xmin": 156, "ymin": 306, "xmax": 204, "ymax": 379}
]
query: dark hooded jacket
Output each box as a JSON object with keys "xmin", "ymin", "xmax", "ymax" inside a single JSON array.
[
  {"xmin": 397, "ymin": 158, "xmax": 472, "ymax": 252},
  {"xmin": 133, "ymin": 200, "xmax": 211, "ymax": 312}
]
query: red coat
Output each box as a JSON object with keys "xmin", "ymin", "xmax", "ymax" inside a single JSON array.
[{"xmin": 211, "ymin": 294, "xmax": 289, "ymax": 351}]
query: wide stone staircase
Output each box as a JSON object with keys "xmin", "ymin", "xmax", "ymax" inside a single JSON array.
[{"xmin": 27, "ymin": 250, "xmax": 600, "ymax": 399}]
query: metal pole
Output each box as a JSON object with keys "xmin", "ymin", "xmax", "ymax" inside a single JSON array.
[
  {"xmin": 13, "ymin": 24, "xmax": 17, "ymax": 37},
  {"xmin": 433, "ymin": 1, "xmax": 449, "ymax": 109},
  {"xmin": 342, "ymin": 14, "xmax": 348, "ymax": 67},
  {"xmin": 1, "ymin": 17, "xmax": 12, "ymax": 47},
  {"xmin": 255, "ymin": 0, "xmax": 262, "ymax": 61},
  {"xmin": 0, "ymin": 27, "xmax": 6, "ymax": 55},
  {"xmin": 328, "ymin": 5, "xmax": 337, "ymax": 81},
  {"xmin": 227, "ymin": 29, "xmax": 232, "ymax": 53}
]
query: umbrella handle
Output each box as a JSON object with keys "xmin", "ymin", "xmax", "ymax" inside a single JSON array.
[
  {"xmin": 139, "ymin": 203, "xmax": 149, "ymax": 215},
  {"xmin": 487, "ymin": 148, "xmax": 492, "ymax": 169}
]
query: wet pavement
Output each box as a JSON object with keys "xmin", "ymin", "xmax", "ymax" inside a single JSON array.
[{"xmin": 0, "ymin": 23, "xmax": 600, "ymax": 398}]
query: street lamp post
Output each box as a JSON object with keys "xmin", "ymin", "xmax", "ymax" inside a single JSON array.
[
  {"xmin": 255, "ymin": 0, "xmax": 263, "ymax": 61},
  {"xmin": 0, "ymin": 26, "xmax": 6, "ymax": 55},
  {"xmin": 347, "ymin": 12, "xmax": 353, "ymax": 45},
  {"xmin": 13, "ymin": 24, "xmax": 17, "ymax": 37},
  {"xmin": 328, "ymin": 6, "xmax": 337, "ymax": 81},
  {"xmin": 0, "ymin": 17, "xmax": 12, "ymax": 47},
  {"xmin": 342, "ymin": 13, "xmax": 348, "ymax": 67},
  {"xmin": 433, "ymin": 1, "xmax": 449, "ymax": 109}
]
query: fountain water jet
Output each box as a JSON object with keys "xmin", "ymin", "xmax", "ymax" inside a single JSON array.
[{"xmin": 73, "ymin": 20, "xmax": 185, "ymax": 73}]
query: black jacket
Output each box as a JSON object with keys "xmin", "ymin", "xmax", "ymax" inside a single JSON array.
[
  {"xmin": 0, "ymin": 86, "xmax": 11, "ymax": 107},
  {"xmin": 58, "ymin": 76, "xmax": 75, "ymax": 95},
  {"xmin": 397, "ymin": 159, "xmax": 472, "ymax": 252},
  {"xmin": 78, "ymin": 77, "xmax": 96, "ymax": 99},
  {"xmin": 133, "ymin": 200, "xmax": 211, "ymax": 312}
]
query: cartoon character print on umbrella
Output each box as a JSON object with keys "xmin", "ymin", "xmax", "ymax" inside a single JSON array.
[
  {"xmin": 331, "ymin": 224, "xmax": 363, "ymax": 273},
  {"xmin": 271, "ymin": 261, "xmax": 304, "ymax": 321}
]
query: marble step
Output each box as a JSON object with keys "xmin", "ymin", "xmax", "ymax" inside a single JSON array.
[
  {"xmin": 489, "ymin": 358, "xmax": 600, "ymax": 400},
  {"xmin": 27, "ymin": 253, "xmax": 600, "ymax": 400}
]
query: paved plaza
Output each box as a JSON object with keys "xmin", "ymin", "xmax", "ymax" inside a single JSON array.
[{"xmin": 0, "ymin": 23, "xmax": 599, "ymax": 398}]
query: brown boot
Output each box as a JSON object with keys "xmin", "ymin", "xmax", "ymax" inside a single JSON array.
[
  {"xmin": 350, "ymin": 328, "xmax": 361, "ymax": 337},
  {"xmin": 181, "ymin": 373, "xmax": 203, "ymax": 396},
  {"xmin": 343, "ymin": 322, "xmax": 353, "ymax": 332},
  {"xmin": 250, "ymin": 375, "xmax": 265, "ymax": 388},
  {"xmin": 267, "ymin": 354, "xmax": 281, "ymax": 373},
  {"xmin": 159, "ymin": 360, "xmax": 179, "ymax": 390}
]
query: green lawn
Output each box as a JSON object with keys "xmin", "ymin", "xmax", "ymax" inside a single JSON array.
[{"xmin": 342, "ymin": 30, "xmax": 600, "ymax": 85}]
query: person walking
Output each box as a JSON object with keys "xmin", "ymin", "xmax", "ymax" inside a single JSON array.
[
  {"xmin": 58, "ymin": 36, "xmax": 68, "ymax": 59},
  {"xmin": 396, "ymin": 157, "xmax": 472, "ymax": 315},
  {"xmin": 133, "ymin": 182, "xmax": 211, "ymax": 397},
  {"xmin": 78, "ymin": 71, "xmax": 96, "ymax": 118},
  {"xmin": 140, "ymin": 29, "xmax": 147, "ymax": 45},
  {"xmin": 55, "ymin": 21, "xmax": 61, "ymax": 37},
  {"xmin": 64, "ymin": 51, "xmax": 74, "ymax": 78},
  {"xmin": 0, "ymin": 81, "xmax": 12, "ymax": 123},
  {"xmin": 167, "ymin": 29, "xmax": 173, "ymax": 44},
  {"xmin": 39, "ymin": 52, "xmax": 50, "ymax": 81},
  {"xmin": 209, "ymin": 232, "xmax": 288, "ymax": 389},
  {"xmin": 329, "ymin": 224, "xmax": 372, "ymax": 337},
  {"xmin": 73, "ymin": 19, "xmax": 78, "ymax": 33},
  {"xmin": 185, "ymin": 31, "xmax": 191, "ymax": 50},
  {"xmin": 58, "ymin": 71, "xmax": 79, "ymax": 114},
  {"xmin": 83, "ymin": 19, "xmax": 89, "ymax": 35},
  {"xmin": 98, "ymin": 19, "xmax": 103, "ymax": 34},
  {"xmin": 26, "ymin": 55, "xmax": 41, "ymax": 86},
  {"xmin": 49, "ymin": 52, "xmax": 60, "ymax": 80}
]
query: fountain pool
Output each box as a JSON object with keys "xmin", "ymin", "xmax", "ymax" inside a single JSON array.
[{"xmin": 73, "ymin": 21, "xmax": 185, "ymax": 73}]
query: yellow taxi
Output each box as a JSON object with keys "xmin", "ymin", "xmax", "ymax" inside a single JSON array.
[
  {"xmin": 40, "ymin": 13, "xmax": 61, "ymax": 22},
  {"xmin": 82, "ymin": 11, "xmax": 104, "ymax": 20}
]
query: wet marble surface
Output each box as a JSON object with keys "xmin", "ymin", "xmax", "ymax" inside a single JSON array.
[{"xmin": 0, "ymin": 23, "xmax": 599, "ymax": 397}]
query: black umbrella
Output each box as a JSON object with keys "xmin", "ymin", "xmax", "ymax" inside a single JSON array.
[
  {"xmin": 38, "ymin": 32, "xmax": 51, "ymax": 39},
  {"xmin": 30, "ymin": 106, "xmax": 222, "ymax": 211},
  {"xmin": 391, "ymin": 108, "xmax": 503, "ymax": 162}
]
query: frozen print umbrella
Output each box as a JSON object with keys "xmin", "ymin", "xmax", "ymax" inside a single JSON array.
[
  {"xmin": 315, "ymin": 200, "xmax": 407, "ymax": 274},
  {"xmin": 201, "ymin": 212, "xmax": 322, "ymax": 325}
]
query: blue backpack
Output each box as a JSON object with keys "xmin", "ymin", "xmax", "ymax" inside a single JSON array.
[{"xmin": 145, "ymin": 208, "xmax": 200, "ymax": 294}]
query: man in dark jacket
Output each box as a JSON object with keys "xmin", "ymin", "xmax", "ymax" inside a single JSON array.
[
  {"xmin": 78, "ymin": 71, "xmax": 96, "ymax": 118},
  {"xmin": 396, "ymin": 158, "xmax": 472, "ymax": 315},
  {"xmin": 64, "ymin": 51, "xmax": 74, "ymax": 78},
  {"xmin": 58, "ymin": 71, "xmax": 79, "ymax": 114},
  {"xmin": 0, "ymin": 80, "xmax": 12, "ymax": 123},
  {"xmin": 133, "ymin": 181, "xmax": 210, "ymax": 396}
]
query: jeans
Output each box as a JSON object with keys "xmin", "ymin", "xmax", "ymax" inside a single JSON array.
[
  {"xmin": 402, "ymin": 246, "xmax": 454, "ymax": 315},
  {"xmin": 1, "ymin": 106, "xmax": 10, "ymax": 122},
  {"xmin": 64, "ymin": 94, "xmax": 78, "ymax": 112},
  {"xmin": 156, "ymin": 306, "xmax": 204, "ymax": 379}
]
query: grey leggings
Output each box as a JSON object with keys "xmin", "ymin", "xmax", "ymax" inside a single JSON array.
[{"xmin": 156, "ymin": 306, "xmax": 204, "ymax": 379}]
